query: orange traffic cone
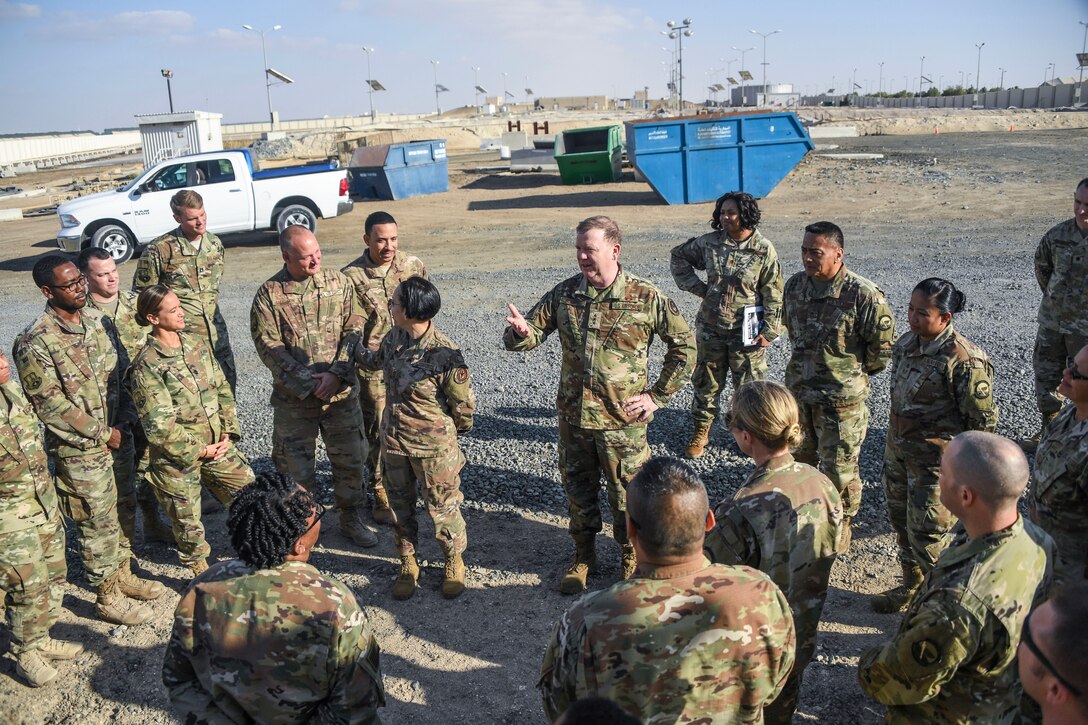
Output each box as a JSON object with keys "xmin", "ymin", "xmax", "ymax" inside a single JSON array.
[
  {"xmin": 1009, "ymin": 124, "xmax": 1015, "ymax": 132},
  {"xmin": 934, "ymin": 126, "xmax": 940, "ymax": 134}
]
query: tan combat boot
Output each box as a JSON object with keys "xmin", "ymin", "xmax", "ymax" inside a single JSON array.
[
  {"xmin": 38, "ymin": 638, "xmax": 84, "ymax": 661},
  {"xmin": 871, "ymin": 563, "xmax": 924, "ymax": 614},
  {"xmin": 189, "ymin": 559, "xmax": 209, "ymax": 577},
  {"xmin": 139, "ymin": 494, "xmax": 174, "ymax": 544},
  {"xmin": 15, "ymin": 650, "xmax": 58, "ymax": 687},
  {"xmin": 620, "ymin": 544, "xmax": 637, "ymax": 580},
  {"xmin": 95, "ymin": 571, "xmax": 153, "ymax": 626},
  {"xmin": 442, "ymin": 552, "xmax": 466, "ymax": 600},
  {"xmin": 117, "ymin": 559, "xmax": 166, "ymax": 600},
  {"xmin": 341, "ymin": 507, "xmax": 379, "ymax": 547},
  {"xmin": 372, "ymin": 487, "xmax": 394, "ymax": 526},
  {"xmin": 839, "ymin": 516, "xmax": 854, "ymax": 552},
  {"xmin": 560, "ymin": 535, "xmax": 598, "ymax": 595},
  {"xmin": 684, "ymin": 423, "xmax": 712, "ymax": 459},
  {"xmin": 393, "ymin": 554, "xmax": 420, "ymax": 600}
]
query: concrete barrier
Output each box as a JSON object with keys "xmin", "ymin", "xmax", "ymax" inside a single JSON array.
[{"xmin": 808, "ymin": 125, "xmax": 858, "ymax": 138}]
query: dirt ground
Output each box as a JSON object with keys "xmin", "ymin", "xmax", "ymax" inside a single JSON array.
[{"xmin": 0, "ymin": 119, "xmax": 1083, "ymax": 723}]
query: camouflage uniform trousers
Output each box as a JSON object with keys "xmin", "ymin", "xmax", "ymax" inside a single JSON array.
[
  {"xmin": 147, "ymin": 448, "xmax": 254, "ymax": 566},
  {"xmin": 53, "ymin": 449, "xmax": 124, "ymax": 586},
  {"xmin": 794, "ymin": 401, "xmax": 869, "ymax": 518},
  {"xmin": 358, "ymin": 373, "xmax": 386, "ymax": 497},
  {"xmin": 271, "ymin": 397, "xmax": 366, "ymax": 511},
  {"xmin": 557, "ymin": 419, "xmax": 650, "ymax": 544},
  {"xmin": 112, "ymin": 431, "xmax": 137, "ymax": 555},
  {"xmin": 1033, "ymin": 328, "xmax": 1087, "ymax": 417},
  {"xmin": 883, "ymin": 435, "xmax": 956, "ymax": 572},
  {"xmin": 131, "ymin": 425, "xmax": 166, "ymax": 523},
  {"xmin": 691, "ymin": 325, "xmax": 768, "ymax": 425},
  {"xmin": 0, "ymin": 512, "xmax": 65, "ymax": 654},
  {"xmin": 383, "ymin": 447, "xmax": 467, "ymax": 557}
]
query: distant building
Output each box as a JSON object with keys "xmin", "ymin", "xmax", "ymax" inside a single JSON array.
[{"xmin": 730, "ymin": 83, "xmax": 801, "ymax": 108}]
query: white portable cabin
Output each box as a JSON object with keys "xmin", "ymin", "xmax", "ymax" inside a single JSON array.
[{"xmin": 135, "ymin": 111, "xmax": 224, "ymax": 168}]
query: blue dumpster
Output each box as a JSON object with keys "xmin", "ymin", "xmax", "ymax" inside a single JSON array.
[
  {"xmin": 624, "ymin": 112, "xmax": 813, "ymax": 204},
  {"xmin": 347, "ymin": 139, "xmax": 448, "ymax": 200}
]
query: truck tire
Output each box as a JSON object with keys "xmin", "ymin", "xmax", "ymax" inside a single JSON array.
[
  {"xmin": 91, "ymin": 224, "xmax": 136, "ymax": 264},
  {"xmin": 276, "ymin": 204, "xmax": 317, "ymax": 234}
]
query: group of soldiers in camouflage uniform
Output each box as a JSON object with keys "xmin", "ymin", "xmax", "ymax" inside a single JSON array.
[{"xmin": 0, "ymin": 176, "xmax": 1085, "ymax": 723}]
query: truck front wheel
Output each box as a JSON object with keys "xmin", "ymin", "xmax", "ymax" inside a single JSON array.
[
  {"xmin": 91, "ymin": 224, "xmax": 136, "ymax": 264},
  {"xmin": 276, "ymin": 204, "xmax": 317, "ymax": 234}
]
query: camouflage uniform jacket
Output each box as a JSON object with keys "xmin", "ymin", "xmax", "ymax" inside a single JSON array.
[
  {"xmin": 1034, "ymin": 218, "xmax": 1088, "ymax": 335},
  {"xmin": 705, "ymin": 452, "xmax": 842, "ymax": 652},
  {"xmin": 858, "ymin": 517, "xmax": 1055, "ymax": 724},
  {"xmin": 0, "ymin": 379, "xmax": 58, "ymax": 533},
  {"xmin": 1029, "ymin": 405, "xmax": 1088, "ymax": 546},
  {"xmin": 540, "ymin": 557, "xmax": 796, "ymax": 724},
  {"xmin": 87, "ymin": 291, "xmax": 147, "ymax": 363},
  {"xmin": 888, "ymin": 324, "xmax": 998, "ymax": 443},
  {"xmin": 504, "ymin": 269, "xmax": 695, "ymax": 430},
  {"xmin": 341, "ymin": 250, "xmax": 427, "ymax": 379},
  {"xmin": 129, "ymin": 332, "xmax": 239, "ymax": 469},
  {"xmin": 783, "ymin": 265, "xmax": 895, "ymax": 406},
  {"xmin": 670, "ymin": 228, "xmax": 784, "ymax": 341},
  {"xmin": 251, "ymin": 267, "xmax": 364, "ymax": 405},
  {"xmin": 13, "ymin": 306, "xmax": 118, "ymax": 458},
  {"xmin": 357, "ymin": 323, "xmax": 474, "ymax": 458},
  {"xmin": 133, "ymin": 228, "xmax": 226, "ymax": 341},
  {"xmin": 163, "ymin": 559, "xmax": 385, "ymax": 725}
]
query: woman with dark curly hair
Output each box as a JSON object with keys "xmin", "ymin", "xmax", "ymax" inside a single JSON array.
[
  {"xmin": 670, "ymin": 191, "xmax": 784, "ymax": 459},
  {"xmin": 163, "ymin": 472, "xmax": 385, "ymax": 723}
]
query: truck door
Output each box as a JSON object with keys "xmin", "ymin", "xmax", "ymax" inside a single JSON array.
[
  {"xmin": 127, "ymin": 161, "xmax": 190, "ymax": 240},
  {"xmin": 190, "ymin": 158, "xmax": 252, "ymax": 233}
]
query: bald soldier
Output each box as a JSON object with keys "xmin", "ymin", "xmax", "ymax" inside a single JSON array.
[
  {"xmin": 859, "ymin": 431, "xmax": 1055, "ymax": 723},
  {"xmin": 540, "ymin": 457, "xmax": 795, "ymax": 723},
  {"xmin": 251, "ymin": 226, "xmax": 375, "ymax": 547},
  {"xmin": 782, "ymin": 221, "xmax": 895, "ymax": 549},
  {"xmin": 504, "ymin": 216, "xmax": 695, "ymax": 593}
]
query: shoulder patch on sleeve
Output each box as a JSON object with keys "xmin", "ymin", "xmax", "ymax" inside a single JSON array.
[
  {"xmin": 973, "ymin": 380, "xmax": 991, "ymax": 400},
  {"xmin": 22, "ymin": 371, "xmax": 42, "ymax": 392},
  {"xmin": 877, "ymin": 314, "xmax": 893, "ymax": 331},
  {"xmin": 911, "ymin": 639, "xmax": 941, "ymax": 667},
  {"xmin": 668, "ymin": 298, "xmax": 681, "ymax": 316},
  {"xmin": 453, "ymin": 367, "xmax": 469, "ymax": 385}
]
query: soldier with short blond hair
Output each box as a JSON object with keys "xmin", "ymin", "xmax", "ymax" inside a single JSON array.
[{"xmin": 504, "ymin": 216, "xmax": 694, "ymax": 593}]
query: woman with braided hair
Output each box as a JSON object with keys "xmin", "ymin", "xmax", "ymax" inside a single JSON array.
[{"xmin": 163, "ymin": 472, "xmax": 386, "ymax": 723}]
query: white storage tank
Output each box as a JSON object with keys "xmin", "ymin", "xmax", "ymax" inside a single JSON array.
[{"xmin": 135, "ymin": 111, "xmax": 224, "ymax": 168}]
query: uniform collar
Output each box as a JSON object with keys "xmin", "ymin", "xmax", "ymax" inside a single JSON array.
[
  {"xmin": 171, "ymin": 227, "xmax": 204, "ymax": 256},
  {"xmin": 44, "ymin": 304, "xmax": 87, "ymax": 334},
  {"xmin": 762, "ymin": 451, "xmax": 796, "ymax": 472},
  {"xmin": 145, "ymin": 333, "xmax": 186, "ymax": 358},
  {"xmin": 807, "ymin": 264, "xmax": 848, "ymax": 299},
  {"xmin": 278, "ymin": 267, "xmax": 326, "ymax": 293},
  {"xmin": 718, "ymin": 228, "xmax": 761, "ymax": 248},
  {"xmin": 576, "ymin": 268, "xmax": 627, "ymax": 301},
  {"xmin": 937, "ymin": 515, "xmax": 1023, "ymax": 568},
  {"xmin": 915, "ymin": 323, "xmax": 955, "ymax": 356},
  {"xmin": 633, "ymin": 555, "xmax": 713, "ymax": 580}
]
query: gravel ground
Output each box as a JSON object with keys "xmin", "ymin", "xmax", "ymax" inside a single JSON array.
[{"xmin": 0, "ymin": 127, "xmax": 1083, "ymax": 723}]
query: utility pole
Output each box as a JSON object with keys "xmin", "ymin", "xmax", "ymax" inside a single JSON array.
[
  {"xmin": 362, "ymin": 46, "xmax": 375, "ymax": 119},
  {"xmin": 160, "ymin": 69, "xmax": 174, "ymax": 113},
  {"xmin": 750, "ymin": 28, "xmax": 781, "ymax": 107},
  {"xmin": 430, "ymin": 59, "xmax": 441, "ymax": 117},
  {"xmin": 974, "ymin": 42, "xmax": 985, "ymax": 101},
  {"xmin": 878, "ymin": 61, "xmax": 884, "ymax": 94}
]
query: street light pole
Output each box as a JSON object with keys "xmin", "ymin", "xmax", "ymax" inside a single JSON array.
[
  {"xmin": 918, "ymin": 55, "xmax": 925, "ymax": 98},
  {"xmin": 665, "ymin": 19, "xmax": 694, "ymax": 113},
  {"xmin": 362, "ymin": 46, "xmax": 375, "ymax": 119},
  {"xmin": 998, "ymin": 67, "xmax": 1006, "ymax": 90},
  {"xmin": 1077, "ymin": 20, "xmax": 1087, "ymax": 103},
  {"xmin": 974, "ymin": 42, "xmax": 985, "ymax": 100},
  {"xmin": 242, "ymin": 23, "xmax": 282, "ymax": 126},
  {"xmin": 750, "ymin": 29, "xmax": 781, "ymax": 107},
  {"xmin": 472, "ymin": 65, "xmax": 481, "ymax": 110},
  {"xmin": 160, "ymin": 69, "xmax": 174, "ymax": 113},
  {"xmin": 430, "ymin": 59, "xmax": 441, "ymax": 117},
  {"xmin": 733, "ymin": 45, "xmax": 755, "ymax": 105},
  {"xmin": 878, "ymin": 61, "xmax": 884, "ymax": 94}
]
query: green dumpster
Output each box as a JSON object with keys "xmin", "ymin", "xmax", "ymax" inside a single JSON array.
[{"xmin": 554, "ymin": 125, "xmax": 623, "ymax": 184}]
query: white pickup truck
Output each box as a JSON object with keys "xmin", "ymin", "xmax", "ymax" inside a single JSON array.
[{"xmin": 55, "ymin": 149, "xmax": 353, "ymax": 262}]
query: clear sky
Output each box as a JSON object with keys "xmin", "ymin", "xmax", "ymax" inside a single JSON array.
[{"xmin": 1, "ymin": 0, "xmax": 1085, "ymax": 134}]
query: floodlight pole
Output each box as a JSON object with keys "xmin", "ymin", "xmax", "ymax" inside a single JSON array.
[
  {"xmin": 362, "ymin": 46, "xmax": 375, "ymax": 119},
  {"xmin": 160, "ymin": 69, "xmax": 174, "ymax": 113},
  {"xmin": 430, "ymin": 59, "xmax": 441, "ymax": 117},
  {"xmin": 242, "ymin": 23, "xmax": 282, "ymax": 126},
  {"xmin": 878, "ymin": 61, "xmax": 884, "ymax": 94},
  {"xmin": 998, "ymin": 67, "xmax": 1006, "ymax": 90},
  {"xmin": 733, "ymin": 45, "xmax": 755, "ymax": 105},
  {"xmin": 665, "ymin": 20, "xmax": 694, "ymax": 113},
  {"xmin": 750, "ymin": 29, "xmax": 781, "ymax": 107},
  {"xmin": 472, "ymin": 65, "xmax": 481, "ymax": 110},
  {"xmin": 919, "ymin": 56, "xmax": 925, "ymax": 99},
  {"xmin": 1078, "ymin": 20, "xmax": 1088, "ymax": 103},
  {"xmin": 974, "ymin": 42, "xmax": 985, "ymax": 100}
]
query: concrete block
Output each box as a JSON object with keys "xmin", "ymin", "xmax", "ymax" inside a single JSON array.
[
  {"xmin": 0, "ymin": 209, "xmax": 24, "ymax": 222},
  {"xmin": 501, "ymin": 131, "xmax": 531, "ymax": 151},
  {"xmin": 807, "ymin": 125, "xmax": 858, "ymax": 138}
]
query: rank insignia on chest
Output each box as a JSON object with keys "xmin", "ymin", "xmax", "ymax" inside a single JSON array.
[{"xmin": 911, "ymin": 639, "xmax": 941, "ymax": 667}]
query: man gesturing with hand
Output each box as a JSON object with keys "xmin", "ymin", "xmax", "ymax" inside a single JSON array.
[{"xmin": 504, "ymin": 216, "xmax": 694, "ymax": 593}]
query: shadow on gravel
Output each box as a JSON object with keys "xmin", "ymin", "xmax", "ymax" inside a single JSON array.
[
  {"xmin": 469, "ymin": 412, "xmax": 555, "ymax": 443},
  {"xmin": 0, "ymin": 246, "xmax": 52, "ymax": 273},
  {"xmin": 461, "ymin": 174, "xmax": 565, "ymax": 191},
  {"xmin": 467, "ymin": 189, "xmax": 663, "ymax": 212}
]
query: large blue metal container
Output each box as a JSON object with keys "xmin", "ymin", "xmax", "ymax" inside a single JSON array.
[
  {"xmin": 347, "ymin": 139, "xmax": 448, "ymax": 200},
  {"xmin": 625, "ymin": 112, "xmax": 813, "ymax": 204}
]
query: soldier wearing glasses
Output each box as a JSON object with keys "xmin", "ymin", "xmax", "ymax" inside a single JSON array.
[
  {"xmin": 1028, "ymin": 344, "xmax": 1088, "ymax": 585},
  {"xmin": 1019, "ymin": 582, "xmax": 1088, "ymax": 723}
]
